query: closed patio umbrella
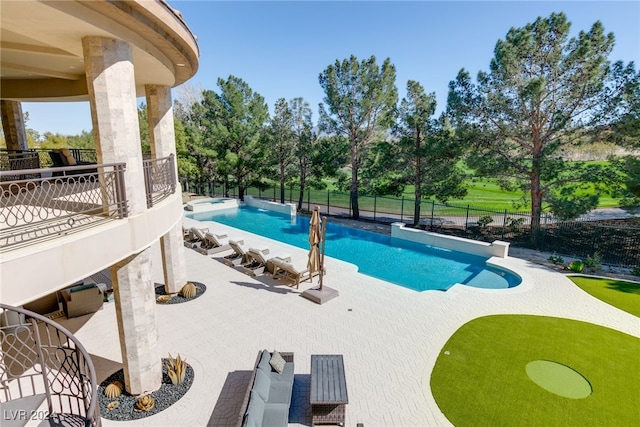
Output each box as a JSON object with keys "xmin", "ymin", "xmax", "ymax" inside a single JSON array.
[{"xmin": 307, "ymin": 206, "xmax": 323, "ymax": 289}]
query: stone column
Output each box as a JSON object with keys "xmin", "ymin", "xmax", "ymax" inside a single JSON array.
[
  {"xmin": 0, "ymin": 100, "xmax": 28, "ymax": 150},
  {"xmin": 146, "ymin": 85, "xmax": 187, "ymax": 294},
  {"xmin": 83, "ymin": 36, "xmax": 146, "ymax": 215},
  {"xmin": 111, "ymin": 251, "xmax": 160, "ymax": 395},
  {"xmin": 83, "ymin": 36, "xmax": 160, "ymax": 394}
]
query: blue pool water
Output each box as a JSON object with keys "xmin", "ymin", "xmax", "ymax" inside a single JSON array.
[{"xmin": 189, "ymin": 206, "xmax": 521, "ymax": 291}]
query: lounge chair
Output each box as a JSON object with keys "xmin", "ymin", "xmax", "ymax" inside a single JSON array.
[
  {"xmin": 271, "ymin": 258, "xmax": 315, "ymax": 289},
  {"xmin": 197, "ymin": 231, "xmax": 234, "ymax": 255},
  {"xmin": 184, "ymin": 227, "xmax": 208, "ymax": 248},
  {"xmin": 223, "ymin": 240, "xmax": 249, "ymax": 266},
  {"xmin": 241, "ymin": 247, "xmax": 291, "ymax": 277}
]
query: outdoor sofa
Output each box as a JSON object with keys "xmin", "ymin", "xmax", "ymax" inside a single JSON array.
[
  {"xmin": 60, "ymin": 283, "xmax": 104, "ymax": 318},
  {"xmin": 237, "ymin": 349, "xmax": 295, "ymax": 427}
]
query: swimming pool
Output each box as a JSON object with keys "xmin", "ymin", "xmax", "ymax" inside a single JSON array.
[{"xmin": 188, "ymin": 206, "xmax": 521, "ymax": 291}]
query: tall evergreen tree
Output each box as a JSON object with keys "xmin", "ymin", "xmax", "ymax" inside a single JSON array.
[
  {"xmin": 395, "ymin": 80, "xmax": 467, "ymax": 226},
  {"xmin": 289, "ymin": 97, "xmax": 316, "ymax": 210},
  {"xmin": 265, "ymin": 98, "xmax": 296, "ymax": 203},
  {"xmin": 318, "ymin": 55, "xmax": 397, "ymax": 219},
  {"xmin": 447, "ymin": 12, "xmax": 637, "ymax": 244},
  {"xmin": 201, "ymin": 76, "xmax": 269, "ymax": 200}
]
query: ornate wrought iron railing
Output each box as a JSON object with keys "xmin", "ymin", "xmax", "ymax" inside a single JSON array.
[
  {"xmin": 0, "ymin": 304, "xmax": 101, "ymax": 426},
  {"xmin": 0, "ymin": 149, "xmax": 97, "ymax": 171},
  {"xmin": 143, "ymin": 154, "xmax": 176, "ymax": 208},
  {"xmin": 0, "ymin": 163, "xmax": 128, "ymax": 251}
]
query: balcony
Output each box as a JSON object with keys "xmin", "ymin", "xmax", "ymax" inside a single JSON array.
[
  {"xmin": 1, "ymin": 152, "xmax": 177, "ymax": 252},
  {"xmin": 0, "ymin": 304, "xmax": 100, "ymax": 426},
  {"xmin": 1, "ymin": 152, "xmax": 181, "ymax": 306}
]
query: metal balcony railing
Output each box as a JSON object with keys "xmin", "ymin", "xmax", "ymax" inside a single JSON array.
[
  {"xmin": 143, "ymin": 154, "xmax": 176, "ymax": 208},
  {"xmin": 0, "ymin": 304, "xmax": 101, "ymax": 426},
  {"xmin": 0, "ymin": 164, "xmax": 128, "ymax": 251},
  {"xmin": 0, "ymin": 148, "xmax": 97, "ymax": 171}
]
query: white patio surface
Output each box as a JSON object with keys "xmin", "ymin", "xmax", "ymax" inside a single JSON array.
[{"xmin": 67, "ymin": 216, "xmax": 640, "ymax": 427}]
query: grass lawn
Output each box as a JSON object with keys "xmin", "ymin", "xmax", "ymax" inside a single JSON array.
[
  {"xmin": 319, "ymin": 172, "xmax": 619, "ymax": 212},
  {"xmin": 568, "ymin": 275, "xmax": 640, "ymax": 318},
  {"xmin": 430, "ymin": 315, "xmax": 640, "ymax": 426}
]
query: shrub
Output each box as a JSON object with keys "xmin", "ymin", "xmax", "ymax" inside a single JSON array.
[
  {"xmin": 478, "ymin": 215, "xmax": 494, "ymax": 228},
  {"xmin": 568, "ymin": 260, "xmax": 585, "ymax": 273},
  {"xmin": 584, "ymin": 252, "xmax": 602, "ymax": 272},
  {"xmin": 505, "ymin": 216, "xmax": 525, "ymax": 233},
  {"xmin": 548, "ymin": 254, "xmax": 565, "ymax": 265}
]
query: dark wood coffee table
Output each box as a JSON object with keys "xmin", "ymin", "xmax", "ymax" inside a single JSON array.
[{"xmin": 310, "ymin": 354, "xmax": 348, "ymax": 426}]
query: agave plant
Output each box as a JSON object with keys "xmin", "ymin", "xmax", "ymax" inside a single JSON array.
[
  {"xmin": 134, "ymin": 394, "xmax": 155, "ymax": 412},
  {"xmin": 180, "ymin": 282, "xmax": 197, "ymax": 299},
  {"xmin": 164, "ymin": 353, "xmax": 187, "ymax": 385},
  {"xmin": 156, "ymin": 295, "xmax": 172, "ymax": 303},
  {"xmin": 106, "ymin": 401, "xmax": 119, "ymax": 411}
]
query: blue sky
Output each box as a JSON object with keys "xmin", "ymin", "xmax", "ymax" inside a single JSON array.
[{"xmin": 23, "ymin": 0, "xmax": 640, "ymax": 136}]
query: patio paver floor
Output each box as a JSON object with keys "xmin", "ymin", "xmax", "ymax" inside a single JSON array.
[{"xmin": 65, "ymin": 217, "xmax": 640, "ymax": 426}]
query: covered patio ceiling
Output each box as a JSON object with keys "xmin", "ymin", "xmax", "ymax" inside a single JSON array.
[{"xmin": 0, "ymin": 0, "xmax": 199, "ymax": 102}]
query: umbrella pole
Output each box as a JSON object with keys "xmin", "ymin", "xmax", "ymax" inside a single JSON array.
[{"xmin": 319, "ymin": 217, "xmax": 327, "ymax": 290}]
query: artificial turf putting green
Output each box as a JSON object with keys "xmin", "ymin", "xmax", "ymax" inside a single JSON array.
[
  {"xmin": 568, "ymin": 275, "xmax": 640, "ymax": 318},
  {"xmin": 430, "ymin": 315, "xmax": 640, "ymax": 426}
]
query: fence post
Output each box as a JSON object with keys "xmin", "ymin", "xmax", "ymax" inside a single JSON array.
[
  {"xmin": 400, "ymin": 196, "xmax": 404, "ymax": 223},
  {"xmin": 327, "ymin": 190, "xmax": 330, "ymax": 216},
  {"xmin": 430, "ymin": 201, "xmax": 435, "ymax": 231},
  {"xmin": 307, "ymin": 188, "xmax": 310, "ymax": 211},
  {"xmin": 465, "ymin": 205, "xmax": 470, "ymax": 231},
  {"xmin": 373, "ymin": 195, "xmax": 377, "ymax": 221},
  {"xmin": 501, "ymin": 209, "xmax": 507, "ymax": 240},
  {"xmin": 591, "ymin": 224, "xmax": 599, "ymax": 255}
]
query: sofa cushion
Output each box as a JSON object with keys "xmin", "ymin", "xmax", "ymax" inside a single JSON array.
[
  {"xmin": 241, "ymin": 411, "xmax": 257, "ymax": 427},
  {"xmin": 246, "ymin": 391, "xmax": 265, "ymax": 427},
  {"xmin": 252, "ymin": 367, "xmax": 271, "ymax": 402},
  {"xmin": 262, "ymin": 403, "xmax": 290, "ymax": 427},
  {"xmin": 269, "ymin": 362, "xmax": 294, "ymax": 385},
  {"xmin": 269, "ymin": 351, "xmax": 286, "ymax": 374},
  {"xmin": 60, "ymin": 148, "xmax": 77, "ymax": 166},
  {"xmin": 266, "ymin": 379, "xmax": 293, "ymax": 405},
  {"xmin": 257, "ymin": 349, "xmax": 272, "ymax": 372},
  {"xmin": 70, "ymin": 283, "xmax": 97, "ymax": 293}
]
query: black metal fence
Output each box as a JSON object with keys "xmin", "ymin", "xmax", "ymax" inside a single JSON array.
[{"xmin": 181, "ymin": 180, "xmax": 640, "ymax": 268}]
